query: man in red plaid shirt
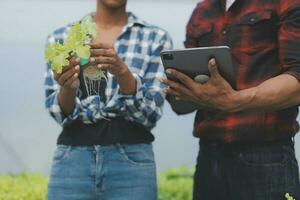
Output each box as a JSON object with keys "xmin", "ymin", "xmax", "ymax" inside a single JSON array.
[{"xmin": 162, "ymin": 0, "xmax": 300, "ymax": 199}]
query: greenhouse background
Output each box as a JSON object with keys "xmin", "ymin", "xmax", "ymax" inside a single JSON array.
[{"xmin": 0, "ymin": 0, "xmax": 299, "ymax": 175}]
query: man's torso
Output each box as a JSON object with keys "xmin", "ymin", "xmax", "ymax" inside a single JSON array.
[{"xmin": 186, "ymin": 0, "xmax": 300, "ymax": 143}]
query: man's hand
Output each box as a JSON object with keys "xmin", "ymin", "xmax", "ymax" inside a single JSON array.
[
  {"xmin": 161, "ymin": 58, "xmax": 239, "ymax": 112},
  {"xmin": 89, "ymin": 43, "xmax": 128, "ymax": 77},
  {"xmin": 53, "ymin": 57, "xmax": 80, "ymax": 90}
]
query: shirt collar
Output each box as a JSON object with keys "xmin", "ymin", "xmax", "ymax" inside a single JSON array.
[{"xmin": 126, "ymin": 12, "xmax": 147, "ymax": 28}]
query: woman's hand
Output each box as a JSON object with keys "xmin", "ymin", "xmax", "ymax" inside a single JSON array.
[
  {"xmin": 53, "ymin": 57, "xmax": 80, "ymax": 115},
  {"xmin": 53, "ymin": 57, "xmax": 81, "ymax": 90},
  {"xmin": 89, "ymin": 43, "xmax": 128, "ymax": 77}
]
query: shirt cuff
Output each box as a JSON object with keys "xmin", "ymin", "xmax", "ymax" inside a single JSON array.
[
  {"xmin": 118, "ymin": 73, "xmax": 144, "ymax": 100},
  {"xmin": 283, "ymin": 69, "xmax": 300, "ymax": 83},
  {"xmin": 53, "ymin": 91, "xmax": 81, "ymax": 125}
]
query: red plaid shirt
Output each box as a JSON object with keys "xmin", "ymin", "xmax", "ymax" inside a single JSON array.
[{"xmin": 186, "ymin": 0, "xmax": 300, "ymax": 143}]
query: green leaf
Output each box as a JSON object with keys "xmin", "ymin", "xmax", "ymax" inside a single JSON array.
[
  {"xmin": 75, "ymin": 45, "xmax": 91, "ymax": 59},
  {"xmin": 44, "ymin": 15, "xmax": 96, "ymax": 74},
  {"xmin": 44, "ymin": 44, "xmax": 56, "ymax": 63},
  {"xmin": 51, "ymin": 53, "xmax": 69, "ymax": 74},
  {"xmin": 81, "ymin": 16, "xmax": 97, "ymax": 39}
]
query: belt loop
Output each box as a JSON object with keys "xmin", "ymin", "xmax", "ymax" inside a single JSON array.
[
  {"xmin": 115, "ymin": 143, "xmax": 125, "ymax": 153},
  {"xmin": 116, "ymin": 143, "xmax": 122, "ymax": 149},
  {"xmin": 94, "ymin": 145, "xmax": 100, "ymax": 153}
]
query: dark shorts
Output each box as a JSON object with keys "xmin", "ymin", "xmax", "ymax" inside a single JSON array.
[{"xmin": 193, "ymin": 139, "xmax": 300, "ymax": 200}]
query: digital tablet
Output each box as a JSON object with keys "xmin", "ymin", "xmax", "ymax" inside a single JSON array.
[
  {"xmin": 160, "ymin": 46, "xmax": 236, "ymax": 114},
  {"xmin": 161, "ymin": 46, "xmax": 235, "ymax": 88}
]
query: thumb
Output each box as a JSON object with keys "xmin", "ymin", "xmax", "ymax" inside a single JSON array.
[
  {"xmin": 208, "ymin": 58, "xmax": 220, "ymax": 78},
  {"xmin": 71, "ymin": 79, "xmax": 80, "ymax": 89}
]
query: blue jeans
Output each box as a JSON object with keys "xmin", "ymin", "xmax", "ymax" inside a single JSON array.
[
  {"xmin": 47, "ymin": 144, "xmax": 157, "ymax": 200},
  {"xmin": 193, "ymin": 139, "xmax": 300, "ymax": 200}
]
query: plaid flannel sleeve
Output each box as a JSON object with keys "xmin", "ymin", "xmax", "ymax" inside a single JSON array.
[
  {"xmin": 117, "ymin": 31, "xmax": 173, "ymax": 130},
  {"xmin": 184, "ymin": 4, "xmax": 201, "ymax": 48},
  {"xmin": 278, "ymin": 0, "xmax": 300, "ymax": 82},
  {"xmin": 44, "ymin": 35, "xmax": 90, "ymax": 126},
  {"xmin": 44, "ymin": 66, "xmax": 85, "ymax": 126}
]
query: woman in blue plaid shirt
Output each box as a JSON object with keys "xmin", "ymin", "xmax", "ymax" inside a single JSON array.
[{"xmin": 45, "ymin": 0, "xmax": 172, "ymax": 199}]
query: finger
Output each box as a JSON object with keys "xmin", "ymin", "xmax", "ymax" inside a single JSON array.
[
  {"xmin": 161, "ymin": 78, "xmax": 180, "ymax": 89},
  {"xmin": 71, "ymin": 79, "xmax": 80, "ymax": 89},
  {"xmin": 166, "ymin": 69, "xmax": 197, "ymax": 90},
  {"xmin": 59, "ymin": 65, "xmax": 80, "ymax": 86},
  {"xmin": 90, "ymin": 43, "xmax": 113, "ymax": 49},
  {"xmin": 161, "ymin": 78, "xmax": 192, "ymax": 96},
  {"xmin": 60, "ymin": 57, "xmax": 80, "ymax": 74},
  {"xmin": 53, "ymin": 58, "xmax": 79, "ymax": 81},
  {"xmin": 165, "ymin": 88, "xmax": 195, "ymax": 102},
  {"xmin": 69, "ymin": 57, "xmax": 80, "ymax": 67},
  {"xmin": 164, "ymin": 87, "xmax": 182, "ymax": 97},
  {"xmin": 90, "ymin": 49, "xmax": 115, "ymax": 57},
  {"xmin": 167, "ymin": 88, "xmax": 205, "ymax": 106},
  {"xmin": 53, "ymin": 71, "xmax": 60, "ymax": 81},
  {"xmin": 58, "ymin": 65, "xmax": 80, "ymax": 86},
  {"xmin": 90, "ymin": 56, "xmax": 116, "ymax": 65},
  {"xmin": 208, "ymin": 58, "xmax": 221, "ymax": 79},
  {"xmin": 64, "ymin": 72, "xmax": 79, "ymax": 87},
  {"xmin": 97, "ymin": 64, "xmax": 111, "ymax": 71}
]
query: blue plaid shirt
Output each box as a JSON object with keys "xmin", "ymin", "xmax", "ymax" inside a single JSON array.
[{"xmin": 44, "ymin": 12, "xmax": 173, "ymax": 130}]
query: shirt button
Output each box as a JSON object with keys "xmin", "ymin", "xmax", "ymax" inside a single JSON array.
[
  {"xmin": 222, "ymin": 30, "xmax": 227, "ymax": 35},
  {"xmin": 250, "ymin": 18, "xmax": 255, "ymax": 22}
]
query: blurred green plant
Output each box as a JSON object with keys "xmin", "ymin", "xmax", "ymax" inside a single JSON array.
[
  {"xmin": 0, "ymin": 170, "xmax": 298, "ymax": 200},
  {"xmin": 0, "ymin": 168, "xmax": 194, "ymax": 200},
  {"xmin": 158, "ymin": 167, "xmax": 194, "ymax": 200},
  {"xmin": 285, "ymin": 193, "xmax": 296, "ymax": 200},
  {"xmin": 0, "ymin": 173, "xmax": 48, "ymax": 200}
]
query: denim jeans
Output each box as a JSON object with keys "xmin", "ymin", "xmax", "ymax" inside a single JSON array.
[
  {"xmin": 193, "ymin": 139, "xmax": 300, "ymax": 200},
  {"xmin": 47, "ymin": 144, "xmax": 157, "ymax": 200}
]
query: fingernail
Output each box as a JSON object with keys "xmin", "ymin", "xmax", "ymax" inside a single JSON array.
[
  {"xmin": 90, "ymin": 57, "xmax": 95, "ymax": 62},
  {"xmin": 160, "ymin": 78, "xmax": 165, "ymax": 82},
  {"xmin": 74, "ymin": 73, "xmax": 78, "ymax": 78},
  {"xmin": 97, "ymin": 64, "xmax": 102, "ymax": 69},
  {"xmin": 166, "ymin": 69, "xmax": 172, "ymax": 74},
  {"xmin": 210, "ymin": 58, "xmax": 216, "ymax": 66},
  {"xmin": 75, "ymin": 65, "xmax": 80, "ymax": 70},
  {"xmin": 75, "ymin": 58, "xmax": 80, "ymax": 62}
]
